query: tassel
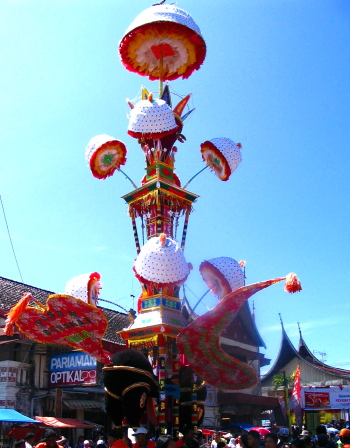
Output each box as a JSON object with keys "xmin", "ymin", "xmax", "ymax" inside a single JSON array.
[
  {"xmin": 4, "ymin": 293, "xmax": 32, "ymax": 336},
  {"xmin": 159, "ymin": 233, "xmax": 167, "ymax": 247},
  {"xmin": 284, "ymin": 273, "xmax": 302, "ymax": 293}
]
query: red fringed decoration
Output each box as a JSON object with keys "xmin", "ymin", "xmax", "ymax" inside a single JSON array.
[
  {"xmin": 284, "ymin": 273, "xmax": 302, "ymax": 293},
  {"xmin": 4, "ymin": 293, "xmax": 32, "ymax": 336},
  {"xmin": 151, "ymin": 43, "xmax": 175, "ymax": 59}
]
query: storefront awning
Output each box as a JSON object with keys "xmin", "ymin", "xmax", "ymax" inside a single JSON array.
[
  {"xmin": 63, "ymin": 400, "xmax": 104, "ymax": 410},
  {"xmin": 35, "ymin": 416, "xmax": 96, "ymax": 428},
  {"xmin": 0, "ymin": 409, "xmax": 40, "ymax": 423},
  {"xmin": 82, "ymin": 420, "xmax": 104, "ymax": 429}
]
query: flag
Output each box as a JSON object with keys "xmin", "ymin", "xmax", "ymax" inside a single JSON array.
[{"xmin": 290, "ymin": 364, "xmax": 302, "ymax": 427}]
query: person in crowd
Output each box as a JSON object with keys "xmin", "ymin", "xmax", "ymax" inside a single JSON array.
[
  {"xmin": 339, "ymin": 429, "xmax": 350, "ymax": 448},
  {"xmin": 299, "ymin": 435, "xmax": 314, "ymax": 448},
  {"xmin": 97, "ymin": 439, "xmax": 108, "ymax": 448},
  {"xmin": 265, "ymin": 433, "xmax": 278, "ymax": 448},
  {"xmin": 132, "ymin": 428, "xmax": 155, "ymax": 448},
  {"xmin": 177, "ymin": 426, "xmax": 196, "ymax": 448},
  {"xmin": 235, "ymin": 437, "xmax": 242, "ymax": 448},
  {"xmin": 15, "ymin": 440, "xmax": 25, "ymax": 448},
  {"xmin": 316, "ymin": 435, "xmax": 329, "ymax": 448},
  {"xmin": 156, "ymin": 437, "xmax": 176, "ymax": 448},
  {"xmin": 75, "ymin": 437, "xmax": 85, "ymax": 448},
  {"xmin": 196, "ymin": 431, "xmax": 208, "ymax": 448},
  {"xmin": 301, "ymin": 432, "xmax": 311, "ymax": 438},
  {"xmin": 336, "ymin": 434, "xmax": 343, "ymax": 448},
  {"xmin": 35, "ymin": 430, "xmax": 64, "ymax": 448},
  {"xmin": 227, "ymin": 437, "xmax": 235, "ymax": 448},
  {"xmin": 247, "ymin": 431, "xmax": 261, "ymax": 448},
  {"xmin": 57, "ymin": 438, "xmax": 71, "ymax": 448},
  {"xmin": 260, "ymin": 435, "xmax": 267, "ymax": 447},
  {"xmin": 277, "ymin": 429, "xmax": 290, "ymax": 448},
  {"xmin": 25, "ymin": 433, "xmax": 35, "ymax": 448},
  {"xmin": 290, "ymin": 438, "xmax": 307, "ymax": 448},
  {"xmin": 217, "ymin": 442, "xmax": 226, "ymax": 448},
  {"xmin": 107, "ymin": 429, "xmax": 129, "ymax": 448},
  {"xmin": 314, "ymin": 427, "xmax": 335, "ymax": 448},
  {"xmin": 240, "ymin": 434, "xmax": 249, "ymax": 448},
  {"xmin": 211, "ymin": 435, "xmax": 222, "ymax": 448}
]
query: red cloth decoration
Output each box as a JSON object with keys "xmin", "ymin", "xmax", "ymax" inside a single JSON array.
[
  {"xmin": 177, "ymin": 277, "xmax": 285, "ymax": 390},
  {"xmin": 5, "ymin": 293, "xmax": 111, "ymax": 364},
  {"xmin": 151, "ymin": 43, "xmax": 175, "ymax": 59}
]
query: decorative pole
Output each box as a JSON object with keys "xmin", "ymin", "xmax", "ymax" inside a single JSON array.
[
  {"xmin": 191, "ymin": 373, "xmax": 198, "ymax": 432},
  {"xmin": 130, "ymin": 210, "xmax": 141, "ymax": 254},
  {"xmin": 181, "ymin": 210, "xmax": 190, "ymax": 250},
  {"xmin": 172, "ymin": 354, "xmax": 180, "ymax": 436},
  {"xmin": 158, "ymin": 333, "xmax": 166, "ymax": 435}
]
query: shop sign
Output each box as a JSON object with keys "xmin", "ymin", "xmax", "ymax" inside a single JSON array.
[
  {"xmin": 301, "ymin": 386, "xmax": 350, "ymax": 410},
  {"xmin": 49, "ymin": 352, "xmax": 97, "ymax": 387}
]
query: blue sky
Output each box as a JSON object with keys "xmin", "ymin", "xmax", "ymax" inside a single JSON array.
[{"xmin": 1, "ymin": 0, "xmax": 350, "ymax": 374}]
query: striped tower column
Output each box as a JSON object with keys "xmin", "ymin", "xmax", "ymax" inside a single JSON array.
[
  {"xmin": 158, "ymin": 334, "xmax": 166, "ymax": 435},
  {"xmin": 130, "ymin": 211, "xmax": 141, "ymax": 254},
  {"xmin": 172, "ymin": 354, "xmax": 180, "ymax": 437},
  {"xmin": 156, "ymin": 195, "xmax": 162, "ymax": 236},
  {"xmin": 191, "ymin": 373, "xmax": 198, "ymax": 432},
  {"xmin": 181, "ymin": 210, "xmax": 190, "ymax": 250}
]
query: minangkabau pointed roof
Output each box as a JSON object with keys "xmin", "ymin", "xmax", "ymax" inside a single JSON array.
[
  {"xmin": 261, "ymin": 314, "xmax": 301, "ymax": 382},
  {"xmin": 297, "ymin": 322, "xmax": 350, "ymax": 377},
  {"xmin": 262, "ymin": 316, "xmax": 350, "ymax": 382}
]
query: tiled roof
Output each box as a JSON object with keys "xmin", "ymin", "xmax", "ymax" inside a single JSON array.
[{"xmin": 0, "ymin": 276, "xmax": 129, "ymax": 346}]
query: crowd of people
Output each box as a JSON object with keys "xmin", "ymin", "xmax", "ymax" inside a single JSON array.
[
  {"xmin": 11, "ymin": 423, "xmax": 350, "ymax": 448},
  {"xmin": 202, "ymin": 426, "xmax": 350, "ymax": 448}
]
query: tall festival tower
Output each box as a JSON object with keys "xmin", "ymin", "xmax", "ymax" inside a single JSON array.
[
  {"xmin": 84, "ymin": 2, "xmax": 243, "ymax": 434},
  {"xmin": 3, "ymin": 2, "xmax": 302, "ymax": 437}
]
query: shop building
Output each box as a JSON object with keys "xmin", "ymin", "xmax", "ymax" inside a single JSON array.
[
  {"xmin": 0, "ymin": 275, "xmax": 129, "ymax": 431},
  {"xmin": 261, "ymin": 321, "xmax": 350, "ymax": 431}
]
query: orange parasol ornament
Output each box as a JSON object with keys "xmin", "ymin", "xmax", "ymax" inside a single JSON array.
[
  {"xmin": 85, "ymin": 134, "xmax": 127, "ymax": 180},
  {"xmin": 119, "ymin": 4, "xmax": 206, "ymax": 82}
]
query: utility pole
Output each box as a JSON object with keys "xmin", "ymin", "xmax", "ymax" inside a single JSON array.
[{"xmin": 313, "ymin": 350, "xmax": 327, "ymax": 383}]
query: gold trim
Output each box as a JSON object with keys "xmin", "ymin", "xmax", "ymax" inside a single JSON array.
[
  {"xmin": 123, "ymin": 179, "xmax": 199, "ymax": 205},
  {"xmin": 104, "ymin": 387, "xmax": 121, "ymax": 401},
  {"xmin": 102, "ymin": 366, "xmax": 158, "ymax": 386},
  {"xmin": 139, "ymin": 294, "xmax": 182, "ymax": 302},
  {"xmin": 180, "ymin": 387, "xmax": 192, "ymax": 393},
  {"xmin": 122, "ymin": 382, "xmax": 150, "ymax": 396}
]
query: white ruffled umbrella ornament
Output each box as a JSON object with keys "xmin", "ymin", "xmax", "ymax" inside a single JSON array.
[
  {"xmin": 85, "ymin": 134, "xmax": 137, "ymax": 188},
  {"xmin": 199, "ymin": 257, "xmax": 245, "ymax": 300},
  {"xmin": 119, "ymin": 4, "xmax": 206, "ymax": 82},
  {"xmin": 127, "ymin": 95, "xmax": 179, "ymax": 140},
  {"xmin": 65, "ymin": 272, "xmax": 102, "ymax": 306},
  {"xmin": 183, "ymin": 137, "xmax": 242, "ymax": 189},
  {"xmin": 200, "ymin": 138, "xmax": 242, "ymax": 181},
  {"xmin": 133, "ymin": 233, "xmax": 190, "ymax": 288}
]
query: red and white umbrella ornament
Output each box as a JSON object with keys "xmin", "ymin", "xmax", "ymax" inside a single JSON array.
[
  {"xmin": 85, "ymin": 134, "xmax": 137, "ymax": 188},
  {"xmin": 119, "ymin": 4, "xmax": 206, "ymax": 84},
  {"xmin": 183, "ymin": 137, "xmax": 242, "ymax": 189}
]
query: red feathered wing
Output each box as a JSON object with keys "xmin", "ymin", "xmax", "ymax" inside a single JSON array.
[
  {"xmin": 177, "ymin": 278, "xmax": 284, "ymax": 390},
  {"xmin": 5, "ymin": 294, "xmax": 111, "ymax": 365}
]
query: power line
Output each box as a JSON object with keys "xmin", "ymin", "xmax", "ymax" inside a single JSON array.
[{"xmin": 0, "ymin": 195, "xmax": 24, "ymax": 282}]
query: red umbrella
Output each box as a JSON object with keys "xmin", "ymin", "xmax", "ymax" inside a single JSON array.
[{"xmin": 250, "ymin": 427, "xmax": 271, "ymax": 436}]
